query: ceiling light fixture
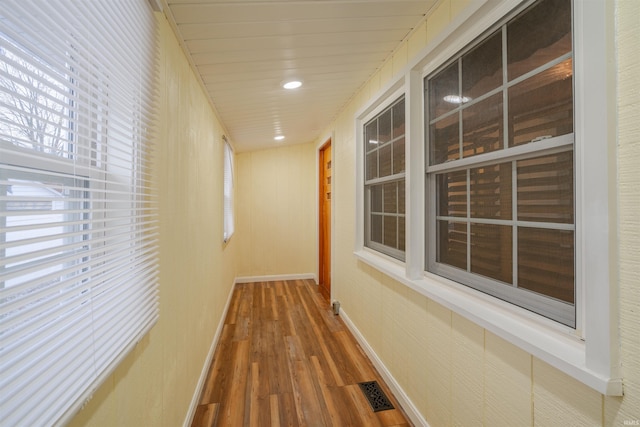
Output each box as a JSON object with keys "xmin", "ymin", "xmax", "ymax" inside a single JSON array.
[
  {"xmin": 283, "ymin": 80, "xmax": 302, "ymax": 90},
  {"xmin": 443, "ymin": 95, "xmax": 471, "ymax": 104},
  {"xmin": 274, "ymin": 135, "xmax": 285, "ymax": 141}
]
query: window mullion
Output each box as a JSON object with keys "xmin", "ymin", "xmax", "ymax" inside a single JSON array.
[
  {"xmin": 512, "ymin": 160, "xmax": 518, "ymax": 288},
  {"xmin": 466, "ymin": 169, "xmax": 471, "ymax": 273},
  {"xmin": 458, "ymin": 58, "xmax": 464, "ymax": 160},
  {"xmin": 376, "ymin": 121, "xmax": 380, "ymax": 179},
  {"xmin": 502, "ymin": 24, "xmax": 509, "ymax": 150}
]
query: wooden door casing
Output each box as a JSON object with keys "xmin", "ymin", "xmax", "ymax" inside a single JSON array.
[{"xmin": 319, "ymin": 141, "xmax": 331, "ymax": 301}]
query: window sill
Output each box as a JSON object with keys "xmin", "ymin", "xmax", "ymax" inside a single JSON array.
[{"xmin": 354, "ymin": 249, "xmax": 623, "ymax": 396}]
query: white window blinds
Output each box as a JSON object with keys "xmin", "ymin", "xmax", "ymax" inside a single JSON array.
[
  {"xmin": 223, "ymin": 138, "xmax": 235, "ymax": 242},
  {"xmin": 0, "ymin": 1, "xmax": 159, "ymax": 425}
]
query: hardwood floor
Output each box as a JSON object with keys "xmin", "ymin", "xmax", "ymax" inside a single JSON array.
[{"xmin": 191, "ymin": 279, "xmax": 412, "ymax": 427}]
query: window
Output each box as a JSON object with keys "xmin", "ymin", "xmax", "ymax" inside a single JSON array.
[
  {"xmin": 425, "ymin": 0, "xmax": 575, "ymax": 327},
  {"xmin": 223, "ymin": 137, "xmax": 235, "ymax": 242},
  {"xmin": 364, "ymin": 95, "xmax": 406, "ymax": 260},
  {"xmin": 357, "ymin": 0, "xmax": 618, "ymax": 395},
  {"xmin": 0, "ymin": 1, "xmax": 158, "ymax": 425}
]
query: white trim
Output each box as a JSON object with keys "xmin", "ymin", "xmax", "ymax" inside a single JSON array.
[
  {"xmin": 183, "ymin": 278, "xmax": 237, "ymax": 427},
  {"xmin": 574, "ymin": 0, "xmax": 619, "ymax": 377},
  {"xmin": 234, "ymin": 273, "xmax": 317, "ymax": 284},
  {"xmin": 340, "ymin": 308, "xmax": 429, "ymax": 427},
  {"xmin": 405, "ymin": 69, "xmax": 426, "ymax": 280}
]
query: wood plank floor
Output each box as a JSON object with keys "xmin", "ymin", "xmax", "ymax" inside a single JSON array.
[{"xmin": 191, "ymin": 279, "xmax": 412, "ymax": 427}]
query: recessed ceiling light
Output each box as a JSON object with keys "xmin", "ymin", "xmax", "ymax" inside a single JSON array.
[
  {"xmin": 283, "ymin": 80, "xmax": 302, "ymax": 90},
  {"xmin": 443, "ymin": 95, "xmax": 471, "ymax": 104},
  {"xmin": 274, "ymin": 135, "xmax": 285, "ymax": 141}
]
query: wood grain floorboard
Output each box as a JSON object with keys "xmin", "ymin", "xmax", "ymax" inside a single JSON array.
[{"xmin": 191, "ymin": 279, "xmax": 412, "ymax": 427}]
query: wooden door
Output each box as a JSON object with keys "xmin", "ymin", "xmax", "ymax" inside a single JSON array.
[{"xmin": 319, "ymin": 141, "xmax": 331, "ymax": 301}]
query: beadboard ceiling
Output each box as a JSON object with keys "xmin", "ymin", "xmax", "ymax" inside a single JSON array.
[{"xmin": 160, "ymin": 0, "xmax": 438, "ymax": 152}]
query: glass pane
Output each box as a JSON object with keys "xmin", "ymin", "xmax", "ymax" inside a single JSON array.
[
  {"xmin": 2, "ymin": 171, "xmax": 85, "ymax": 288},
  {"xmin": 518, "ymin": 227, "xmax": 574, "ymax": 303},
  {"xmin": 392, "ymin": 137, "xmax": 405, "ymax": 174},
  {"xmin": 398, "ymin": 216, "xmax": 405, "ymax": 251},
  {"xmin": 365, "ymin": 120, "xmax": 378, "ymax": 152},
  {"xmin": 392, "ymin": 98, "xmax": 405, "ymax": 138},
  {"xmin": 383, "ymin": 182, "xmax": 397, "ymax": 213},
  {"xmin": 430, "ymin": 113, "xmax": 459, "ymax": 165},
  {"xmin": 0, "ymin": 43, "xmax": 74, "ymax": 159},
  {"xmin": 379, "ymin": 143, "xmax": 392, "ymax": 177},
  {"xmin": 508, "ymin": 58, "xmax": 573, "ymax": 147},
  {"xmin": 437, "ymin": 220, "xmax": 467, "ymax": 270},
  {"xmin": 437, "ymin": 170, "xmax": 467, "ymax": 217},
  {"xmin": 507, "ymin": 0, "xmax": 572, "ymax": 81},
  {"xmin": 462, "ymin": 93, "xmax": 503, "ymax": 158},
  {"xmin": 471, "ymin": 223, "xmax": 512, "ymax": 284},
  {"xmin": 366, "ymin": 151, "xmax": 378, "ymax": 180},
  {"xmin": 371, "ymin": 185, "xmax": 382, "ymax": 213},
  {"xmin": 371, "ymin": 214, "xmax": 382, "ymax": 244},
  {"xmin": 398, "ymin": 180, "xmax": 405, "ymax": 214},
  {"xmin": 429, "ymin": 62, "xmax": 459, "ymax": 118},
  {"xmin": 470, "ymin": 162, "xmax": 512, "ymax": 219},
  {"xmin": 517, "ymin": 152, "xmax": 573, "ymax": 223},
  {"xmin": 378, "ymin": 109, "xmax": 392, "ymax": 144},
  {"xmin": 383, "ymin": 216, "xmax": 397, "ymax": 248},
  {"xmin": 462, "ymin": 30, "xmax": 503, "ymax": 100}
]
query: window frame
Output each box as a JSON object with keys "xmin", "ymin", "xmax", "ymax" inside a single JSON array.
[
  {"xmin": 356, "ymin": 83, "xmax": 406, "ymax": 263},
  {"xmin": 424, "ymin": 0, "xmax": 576, "ymax": 328},
  {"xmin": 354, "ymin": 0, "xmax": 620, "ymax": 396},
  {"xmin": 223, "ymin": 137, "xmax": 235, "ymax": 243},
  {"xmin": 363, "ymin": 94, "xmax": 406, "ymax": 261},
  {"xmin": 0, "ymin": 44, "xmax": 91, "ymax": 290}
]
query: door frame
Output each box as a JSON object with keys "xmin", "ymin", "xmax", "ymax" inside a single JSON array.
[{"xmin": 318, "ymin": 137, "xmax": 332, "ymax": 301}]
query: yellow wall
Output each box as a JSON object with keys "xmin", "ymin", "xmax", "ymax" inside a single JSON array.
[
  {"xmin": 322, "ymin": 0, "xmax": 640, "ymax": 425},
  {"xmin": 236, "ymin": 143, "xmax": 316, "ymax": 279},
  {"xmin": 609, "ymin": 0, "xmax": 640, "ymax": 424},
  {"xmin": 68, "ymin": 13, "xmax": 238, "ymax": 427}
]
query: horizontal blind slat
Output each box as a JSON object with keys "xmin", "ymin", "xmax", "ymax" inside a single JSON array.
[{"xmin": 1, "ymin": 255, "xmax": 158, "ymax": 346}]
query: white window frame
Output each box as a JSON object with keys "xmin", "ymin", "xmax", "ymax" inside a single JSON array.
[
  {"xmin": 355, "ymin": 0, "xmax": 621, "ymax": 396},
  {"xmin": 362, "ymin": 94, "xmax": 406, "ymax": 261},
  {"xmin": 356, "ymin": 83, "xmax": 407, "ymax": 262},
  {"xmin": 223, "ymin": 137, "xmax": 235, "ymax": 243}
]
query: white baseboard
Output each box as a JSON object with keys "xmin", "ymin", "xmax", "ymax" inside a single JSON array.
[
  {"xmin": 339, "ymin": 308, "xmax": 430, "ymax": 427},
  {"xmin": 235, "ymin": 273, "xmax": 317, "ymax": 284},
  {"xmin": 183, "ymin": 279, "xmax": 237, "ymax": 427}
]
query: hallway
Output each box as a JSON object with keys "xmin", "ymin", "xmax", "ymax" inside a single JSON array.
[{"xmin": 191, "ymin": 280, "xmax": 412, "ymax": 426}]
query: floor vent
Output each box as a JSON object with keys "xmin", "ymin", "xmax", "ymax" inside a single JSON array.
[{"xmin": 358, "ymin": 381, "xmax": 395, "ymax": 412}]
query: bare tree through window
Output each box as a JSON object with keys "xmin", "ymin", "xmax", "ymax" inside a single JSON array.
[{"xmin": 0, "ymin": 37, "xmax": 72, "ymax": 158}]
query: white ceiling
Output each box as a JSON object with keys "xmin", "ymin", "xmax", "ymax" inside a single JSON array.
[{"xmin": 161, "ymin": 0, "xmax": 438, "ymax": 152}]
